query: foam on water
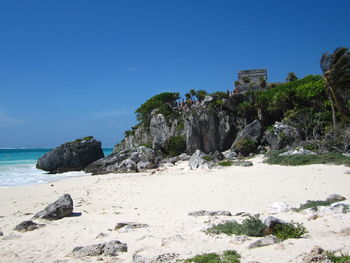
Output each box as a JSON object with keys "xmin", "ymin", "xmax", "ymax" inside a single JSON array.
[{"xmin": 0, "ymin": 148, "xmax": 112, "ymax": 187}]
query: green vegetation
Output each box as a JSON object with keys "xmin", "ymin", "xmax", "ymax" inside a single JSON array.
[
  {"xmin": 293, "ymin": 200, "xmax": 337, "ymax": 212},
  {"xmin": 320, "ymin": 47, "xmax": 350, "ymax": 127},
  {"xmin": 207, "ymin": 215, "xmax": 266, "ymax": 237},
  {"xmin": 67, "ymin": 136, "xmax": 94, "ymax": 144},
  {"xmin": 207, "ymin": 215, "xmax": 307, "ymax": 241},
  {"xmin": 264, "ymin": 151, "xmax": 350, "ymax": 166},
  {"xmin": 202, "ymin": 155, "xmax": 214, "ymax": 162},
  {"xmin": 326, "ymin": 251, "xmax": 350, "ymax": 262},
  {"xmin": 124, "ymin": 129, "xmax": 134, "ymax": 137},
  {"xmin": 218, "ymin": 160, "xmax": 233, "ymax": 166},
  {"xmin": 286, "ymin": 72, "xmax": 298, "ymax": 82},
  {"xmin": 234, "ymin": 138, "xmax": 257, "ymax": 156},
  {"xmin": 273, "ymin": 222, "xmax": 307, "ymax": 240},
  {"xmin": 165, "ymin": 135, "xmax": 186, "ymax": 157},
  {"xmin": 185, "ymin": 250, "xmax": 241, "ymax": 263},
  {"xmin": 139, "ymin": 141, "xmax": 153, "ymax": 149},
  {"xmin": 135, "ymin": 92, "xmax": 180, "ymax": 125}
]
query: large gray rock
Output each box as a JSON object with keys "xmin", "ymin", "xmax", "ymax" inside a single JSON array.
[
  {"xmin": 36, "ymin": 137, "xmax": 104, "ymax": 173},
  {"xmin": 326, "ymin": 194, "xmax": 346, "ymax": 202},
  {"xmin": 189, "ymin": 150, "xmax": 208, "ymax": 169},
  {"xmin": 231, "ymin": 120, "xmax": 262, "ymax": 156},
  {"xmin": 33, "ymin": 194, "xmax": 73, "ymax": 220},
  {"xmin": 279, "ymin": 147, "xmax": 316, "ymax": 156},
  {"xmin": 72, "ymin": 240, "xmax": 127, "ymax": 257},
  {"xmin": 263, "ymin": 216, "xmax": 287, "ymax": 234},
  {"xmin": 263, "ymin": 122, "xmax": 302, "ymax": 151},
  {"xmin": 85, "ymin": 146, "xmax": 158, "ymax": 174}
]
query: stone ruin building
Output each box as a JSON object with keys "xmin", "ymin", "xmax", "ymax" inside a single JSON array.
[{"xmin": 234, "ymin": 68, "xmax": 268, "ymax": 94}]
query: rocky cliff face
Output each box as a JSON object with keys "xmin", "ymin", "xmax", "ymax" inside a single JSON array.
[{"xmin": 115, "ymin": 96, "xmax": 252, "ymax": 155}]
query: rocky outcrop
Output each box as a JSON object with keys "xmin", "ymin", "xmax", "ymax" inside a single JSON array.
[
  {"xmin": 85, "ymin": 146, "xmax": 159, "ymax": 174},
  {"xmin": 33, "ymin": 194, "xmax": 73, "ymax": 220},
  {"xmin": 231, "ymin": 120, "xmax": 263, "ymax": 148},
  {"xmin": 36, "ymin": 137, "xmax": 104, "ymax": 173},
  {"xmin": 188, "ymin": 150, "xmax": 210, "ymax": 169},
  {"xmin": 263, "ymin": 122, "xmax": 302, "ymax": 150},
  {"xmin": 248, "ymin": 235, "xmax": 279, "ymax": 249},
  {"xmin": 72, "ymin": 240, "xmax": 127, "ymax": 257},
  {"xmin": 188, "ymin": 210, "xmax": 232, "ymax": 216}
]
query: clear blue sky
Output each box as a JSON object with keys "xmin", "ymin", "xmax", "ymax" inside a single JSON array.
[{"xmin": 1, "ymin": 0, "xmax": 349, "ymax": 148}]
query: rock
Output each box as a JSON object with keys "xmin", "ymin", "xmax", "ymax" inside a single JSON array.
[
  {"xmin": 72, "ymin": 240, "xmax": 127, "ymax": 257},
  {"xmin": 115, "ymin": 222, "xmax": 148, "ymax": 231},
  {"xmin": 85, "ymin": 146, "xmax": 158, "ymax": 174},
  {"xmin": 188, "ymin": 210, "xmax": 232, "ymax": 216},
  {"xmin": 231, "ymin": 120, "xmax": 262, "ymax": 155},
  {"xmin": 293, "ymin": 246, "xmax": 332, "ymax": 263},
  {"xmin": 95, "ymin": 232, "xmax": 108, "ymax": 239},
  {"xmin": 307, "ymin": 214, "xmax": 318, "ymax": 221},
  {"xmin": 302, "ymin": 201, "xmax": 350, "ymax": 218},
  {"xmin": 248, "ymin": 235, "xmax": 279, "ymax": 249},
  {"xmin": 14, "ymin": 220, "xmax": 39, "ymax": 232},
  {"xmin": 0, "ymin": 230, "xmax": 3, "ymax": 236},
  {"xmin": 36, "ymin": 137, "xmax": 104, "ymax": 173},
  {"xmin": 279, "ymin": 147, "xmax": 316, "ymax": 156},
  {"xmin": 326, "ymin": 194, "xmax": 346, "ymax": 202},
  {"xmin": 189, "ymin": 150, "xmax": 208, "ymax": 169},
  {"xmin": 267, "ymin": 202, "xmax": 291, "ymax": 214},
  {"xmin": 223, "ymin": 150, "xmax": 237, "ymax": 160},
  {"xmin": 133, "ymin": 249, "xmax": 179, "ymax": 263},
  {"xmin": 262, "ymin": 122, "xmax": 302, "ymax": 151},
  {"xmin": 263, "ymin": 216, "xmax": 287, "ymax": 234},
  {"xmin": 233, "ymin": 160, "xmax": 253, "ymax": 167},
  {"xmin": 118, "ymin": 159, "xmax": 137, "ymax": 172},
  {"xmin": 212, "ymin": 151, "xmax": 225, "ymax": 161},
  {"xmin": 339, "ymin": 227, "xmax": 350, "ymax": 236},
  {"xmin": 178, "ymin": 153, "xmax": 190, "ymax": 161},
  {"xmin": 33, "ymin": 194, "xmax": 73, "ymax": 220}
]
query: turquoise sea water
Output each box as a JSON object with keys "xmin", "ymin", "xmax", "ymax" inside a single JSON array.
[{"xmin": 0, "ymin": 148, "xmax": 113, "ymax": 187}]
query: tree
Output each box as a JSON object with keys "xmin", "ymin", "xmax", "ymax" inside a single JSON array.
[
  {"xmin": 320, "ymin": 47, "xmax": 350, "ymax": 127},
  {"xmin": 195, "ymin": 90, "xmax": 207, "ymax": 101},
  {"xmin": 286, "ymin": 72, "xmax": 298, "ymax": 82},
  {"xmin": 189, "ymin": 89, "xmax": 196, "ymax": 99}
]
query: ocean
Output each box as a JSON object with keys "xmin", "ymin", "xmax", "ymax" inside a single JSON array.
[{"xmin": 0, "ymin": 148, "xmax": 113, "ymax": 187}]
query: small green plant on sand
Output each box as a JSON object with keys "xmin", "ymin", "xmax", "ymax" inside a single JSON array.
[
  {"xmin": 293, "ymin": 200, "xmax": 337, "ymax": 212},
  {"xmin": 207, "ymin": 215, "xmax": 266, "ymax": 237},
  {"xmin": 326, "ymin": 251, "xmax": 350, "ymax": 262},
  {"xmin": 218, "ymin": 160, "xmax": 233, "ymax": 166},
  {"xmin": 185, "ymin": 250, "xmax": 241, "ymax": 263},
  {"xmin": 273, "ymin": 222, "xmax": 307, "ymax": 240}
]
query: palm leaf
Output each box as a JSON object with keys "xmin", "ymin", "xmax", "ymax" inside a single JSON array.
[{"xmin": 320, "ymin": 52, "xmax": 332, "ymax": 73}]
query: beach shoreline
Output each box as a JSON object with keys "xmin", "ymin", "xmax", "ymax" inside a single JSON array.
[{"xmin": 1, "ymin": 156, "xmax": 350, "ymax": 262}]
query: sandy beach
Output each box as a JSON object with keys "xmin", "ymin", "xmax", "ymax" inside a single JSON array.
[{"xmin": 1, "ymin": 156, "xmax": 350, "ymax": 263}]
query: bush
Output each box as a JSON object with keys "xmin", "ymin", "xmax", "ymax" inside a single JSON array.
[
  {"xmin": 234, "ymin": 138, "xmax": 257, "ymax": 156},
  {"xmin": 185, "ymin": 250, "xmax": 241, "ymax": 263},
  {"xmin": 293, "ymin": 200, "xmax": 337, "ymax": 212},
  {"xmin": 218, "ymin": 160, "xmax": 233, "ymax": 166},
  {"xmin": 326, "ymin": 251, "xmax": 350, "ymax": 262},
  {"xmin": 165, "ymin": 135, "xmax": 186, "ymax": 157},
  {"xmin": 207, "ymin": 215, "xmax": 266, "ymax": 237},
  {"xmin": 202, "ymin": 155, "xmax": 214, "ymax": 162},
  {"xmin": 265, "ymin": 152, "xmax": 350, "ymax": 166},
  {"xmin": 135, "ymin": 92, "xmax": 180, "ymax": 124},
  {"xmin": 273, "ymin": 222, "xmax": 307, "ymax": 240}
]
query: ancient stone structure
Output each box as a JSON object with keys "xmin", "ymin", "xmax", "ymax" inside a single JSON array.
[{"xmin": 235, "ymin": 68, "xmax": 267, "ymax": 94}]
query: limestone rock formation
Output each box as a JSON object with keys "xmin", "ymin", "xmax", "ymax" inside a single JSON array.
[
  {"xmin": 14, "ymin": 220, "xmax": 40, "ymax": 232},
  {"xmin": 36, "ymin": 137, "xmax": 104, "ymax": 173},
  {"xmin": 85, "ymin": 146, "xmax": 159, "ymax": 174},
  {"xmin": 72, "ymin": 240, "xmax": 127, "ymax": 257}
]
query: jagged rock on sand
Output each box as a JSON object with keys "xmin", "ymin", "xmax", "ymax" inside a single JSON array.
[
  {"xmin": 188, "ymin": 210, "xmax": 232, "ymax": 216},
  {"xmin": 292, "ymin": 246, "xmax": 332, "ymax": 263},
  {"xmin": 267, "ymin": 202, "xmax": 292, "ymax": 214},
  {"xmin": 263, "ymin": 216, "xmax": 288, "ymax": 234},
  {"xmin": 233, "ymin": 160, "xmax": 253, "ymax": 167},
  {"xmin": 36, "ymin": 136, "xmax": 104, "ymax": 173},
  {"xmin": 14, "ymin": 220, "xmax": 41, "ymax": 232},
  {"xmin": 72, "ymin": 240, "xmax": 127, "ymax": 257},
  {"xmin": 133, "ymin": 248, "xmax": 179, "ymax": 263},
  {"xmin": 248, "ymin": 235, "xmax": 280, "ymax": 249},
  {"xmin": 33, "ymin": 194, "xmax": 73, "ymax": 220},
  {"xmin": 302, "ymin": 201, "xmax": 350, "ymax": 218},
  {"xmin": 115, "ymin": 222, "xmax": 149, "ymax": 231},
  {"xmin": 188, "ymin": 150, "xmax": 209, "ymax": 169}
]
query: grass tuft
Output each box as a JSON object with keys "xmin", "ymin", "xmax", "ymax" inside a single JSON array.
[
  {"xmin": 218, "ymin": 160, "xmax": 233, "ymax": 166},
  {"xmin": 264, "ymin": 151, "xmax": 350, "ymax": 166},
  {"xmin": 326, "ymin": 251, "xmax": 350, "ymax": 262},
  {"xmin": 293, "ymin": 200, "xmax": 337, "ymax": 212},
  {"xmin": 185, "ymin": 250, "xmax": 241, "ymax": 263}
]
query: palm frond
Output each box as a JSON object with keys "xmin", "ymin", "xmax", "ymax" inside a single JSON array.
[{"xmin": 320, "ymin": 52, "xmax": 332, "ymax": 73}]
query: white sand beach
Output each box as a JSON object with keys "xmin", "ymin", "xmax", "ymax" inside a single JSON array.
[{"xmin": 1, "ymin": 156, "xmax": 350, "ymax": 263}]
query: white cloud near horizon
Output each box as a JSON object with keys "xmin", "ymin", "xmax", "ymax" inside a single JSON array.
[
  {"xmin": 0, "ymin": 111, "xmax": 24, "ymax": 126},
  {"xmin": 92, "ymin": 110, "xmax": 131, "ymax": 118}
]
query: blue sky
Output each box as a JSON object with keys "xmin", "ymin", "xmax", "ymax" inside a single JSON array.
[{"xmin": 0, "ymin": 0, "xmax": 349, "ymax": 148}]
